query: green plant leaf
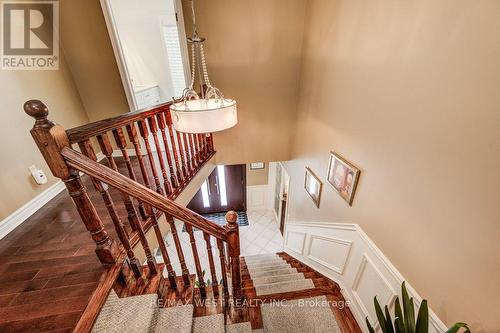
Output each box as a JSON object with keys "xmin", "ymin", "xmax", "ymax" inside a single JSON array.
[
  {"xmin": 444, "ymin": 323, "xmax": 471, "ymax": 333},
  {"xmin": 366, "ymin": 317, "xmax": 376, "ymax": 333},
  {"xmin": 402, "ymin": 282, "xmax": 416, "ymax": 333},
  {"xmin": 375, "ymin": 297, "xmax": 388, "ymax": 333},
  {"xmin": 394, "ymin": 297, "xmax": 405, "ymax": 333},
  {"xmin": 395, "ymin": 317, "xmax": 405, "ymax": 333},
  {"xmin": 415, "ymin": 300, "xmax": 429, "ymax": 333},
  {"xmin": 207, "ymin": 279, "xmax": 211, "ymax": 285},
  {"xmin": 384, "ymin": 305, "xmax": 395, "ymax": 333}
]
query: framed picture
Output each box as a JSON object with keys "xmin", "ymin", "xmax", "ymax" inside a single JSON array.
[
  {"xmin": 327, "ymin": 152, "xmax": 360, "ymax": 206},
  {"xmin": 304, "ymin": 167, "xmax": 323, "ymax": 208},
  {"xmin": 250, "ymin": 162, "xmax": 265, "ymax": 170}
]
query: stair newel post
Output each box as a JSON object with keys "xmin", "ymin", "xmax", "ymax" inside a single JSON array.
[
  {"xmin": 24, "ymin": 100, "xmax": 118, "ymax": 265},
  {"xmin": 225, "ymin": 211, "xmax": 243, "ymax": 302}
]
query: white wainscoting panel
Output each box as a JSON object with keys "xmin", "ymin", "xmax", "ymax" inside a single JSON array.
[
  {"xmin": 285, "ymin": 230, "xmax": 306, "ymax": 254},
  {"xmin": 306, "ymin": 235, "xmax": 352, "ymax": 274},
  {"xmin": 247, "ymin": 185, "xmax": 271, "ymax": 210},
  {"xmin": 284, "ymin": 222, "xmax": 448, "ymax": 333},
  {"xmin": 351, "ymin": 255, "xmax": 396, "ymax": 327}
]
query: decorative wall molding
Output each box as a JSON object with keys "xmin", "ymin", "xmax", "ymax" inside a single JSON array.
[
  {"xmin": 0, "ymin": 181, "xmax": 66, "ymax": 240},
  {"xmin": 284, "ymin": 222, "xmax": 448, "ymax": 333},
  {"xmin": 306, "ymin": 234, "xmax": 352, "ymax": 275},
  {"xmin": 351, "ymin": 254, "xmax": 397, "ymax": 328},
  {"xmin": 246, "ymin": 184, "xmax": 272, "ymax": 211},
  {"xmin": 285, "ymin": 230, "xmax": 306, "ymax": 254}
]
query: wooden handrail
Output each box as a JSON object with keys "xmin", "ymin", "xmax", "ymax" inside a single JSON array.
[
  {"xmin": 66, "ymin": 102, "xmax": 171, "ymax": 144},
  {"xmin": 61, "ymin": 146, "xmax": 227, "ymax": 240}
]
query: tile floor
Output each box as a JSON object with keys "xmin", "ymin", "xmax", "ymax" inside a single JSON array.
[{"xmin": 157, "ymin": 209, "xmax": 284, "ymax": 281}]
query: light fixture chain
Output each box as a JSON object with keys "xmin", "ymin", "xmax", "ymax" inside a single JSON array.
[
  {"xmin": 189, "ymin": 43, "xmax": 196, "ymax": 90},
  {"xmin": 199, "ymin": 43, "xmax": 212, "ymax": 88}
]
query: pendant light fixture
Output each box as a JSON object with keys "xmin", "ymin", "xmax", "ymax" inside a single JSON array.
[{"xmin": 170, "ymin": 0, "xmax": 237, "ymax": 134}]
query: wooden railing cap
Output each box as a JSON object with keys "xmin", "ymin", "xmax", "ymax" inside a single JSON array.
[{"xmin": 24, "ymin": 99, "xmax": 49, "ymax": 120}]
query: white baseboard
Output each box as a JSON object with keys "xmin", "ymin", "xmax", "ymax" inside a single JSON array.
[
  {"xmin": 0, "ymin": 152, "xmax": 109, "ymax": 241},
  {"xmin": 284, "ymin": 222, "xmax": 448, "ymax": 333},
  {"xmin": 0, "ymin": 180, "xmax": 66, "ymax": 240}
]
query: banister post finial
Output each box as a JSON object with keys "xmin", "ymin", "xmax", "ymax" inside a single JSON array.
[
  {"xmin": 24, "ymin": 100, "xmax": 50, "ymax": 126},
  {"xmin": 225, "ymin": 211, "xmax": 238, "ymax": 225}
]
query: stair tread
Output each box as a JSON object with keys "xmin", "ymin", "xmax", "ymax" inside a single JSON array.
[
  {"xmin": 246, "ymin": 260, "xmax": 287, "ymax": 268},
  {"xmin": 243, "ymin": 253, "xmax": 278, "ymax": 259},
  {"xmin": 192, "ymin": 314, "xmax": 225, "ymax": 333},
  {"xmin": 226, "ymin": 321, "xmax": 252, "ymax": 333},
  {"xmin": 250, "ymin": 267, "xmax": 297, "ymax": 278},
  {"xmin": 92, "ymin": 292, "xmax": 157, "ymax": 333},
  {"xmin": 252, "ymin": 272, "xmax": 306, "ymax": 286},
  {"xmin": 260, "ymin": 296, "xmax": 340, "ymax": 333},
  {"xmin": 247, "ymin": 263, "xmax": 290, "ymax": 273},
  {"xmin": 154, "ymin": 304, "xmax": 193, "ymax": 333},
  {"xmin": 255, "ymin": 278, "xmax": 315, "ymax": 296}
]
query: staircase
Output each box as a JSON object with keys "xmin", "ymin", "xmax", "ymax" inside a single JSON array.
[
  {"xmin": 23, "ymin": 100, "xmax": 360, "ymax": 332},
  {"xmin": 91, "ymin": 253, "xmax": 357, "ymax": 332}
]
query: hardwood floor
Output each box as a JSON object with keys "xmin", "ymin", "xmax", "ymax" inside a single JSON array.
[{"xmin": 0, "ymin": 160, "xmax": 138, "ymax": 332}]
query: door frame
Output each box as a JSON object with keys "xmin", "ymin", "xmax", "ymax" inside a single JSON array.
[{"xmin": 272, "ymin": 162, "xmax": 290, "ymax": 230}]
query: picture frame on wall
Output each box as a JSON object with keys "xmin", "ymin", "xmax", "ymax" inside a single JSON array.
[
  {"xmin": 304, "ymin": 167, "xmax": 323, "ymax": 208},
  {"xmin": 327, "ymin": 152, "xmax": 360, "ymax": 206},
  {"xmin": 250, "ymin": 162, "xmax": 265, "ymax": 170}
]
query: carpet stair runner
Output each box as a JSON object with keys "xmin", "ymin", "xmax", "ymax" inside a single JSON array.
[{"xmin": 93, "ymin": 253, "xmax": 342, "ymax": 332}]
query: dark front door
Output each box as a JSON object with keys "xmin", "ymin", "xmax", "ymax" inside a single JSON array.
[{"xmin": 188, "ymin": 164, "xmax": 246, "ymax": 214}]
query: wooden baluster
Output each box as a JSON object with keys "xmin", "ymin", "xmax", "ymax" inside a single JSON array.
[
  {"xmin": 193, "ymin": 134, "xmax": 202, "ymax": 163},
  {"xmin": 126, "ymin": 123, "xmax": 153, "ymax": 194},
  {"xmin": 138, "ymin": 120, "xmax": 165, "ymax": 196},
  {"xmin": 203, "ymin": 233, "xmax": 219, "ymax": 297},
  {"xmin": 96, "ymin": 132, "xmax": 140, "ymax": 231},
  {"xmin": 190, "ymin": 134, "xmax": 199, "ymax": 168},
  {"xmin": 163, "ymin": 110, "xmax": 185, "ymax": 184},
  {"xmin": 216, "ymin": 239, "xmax": 229, "ymax": 298},
  {"xmin": 202, "ymin": 134, "xmax": 209, "ymax": 158},
  {"xmin": 225, "ymin": 211, "xmax": 242, "ymax": 300},
  {"xmin": 176, "ymin": 130, "xmax": 188, "ymax": 181},
  {"xmin": 185, "ymin": 224, "xmax": 207, "ymax": 298},
  {"xmin": 184, "ymin": 133, "xmax": 196, "ymax": 172},
  {"xmin": 112, "ymin": 128, "xmax": 147, "ymax": 220},
  {"xmin": 150, "ymin": 215, "xmax": 177, "ymax": 288},
  {"xmin": 166, "ymin": 215, "xmax": 191, "ymax": 286},
  {"xmin": 156, "ymin": 112, "xmax": 179, "ymax": 189},
  {"xmin": 78, "ymin": 139, "xmax": 142, "ymax": 278},
  {"xmin": 197, "ymin": 134, "xmax": 204, "ymax": 161},
  {"xmin": 208, "ymin": 133, "xmax": 214, "ymax": 153},
  {"xmin": 147, "ymin": 116, "xmax": 172, "ymax": 195},
  {"xmin": 24, "ymin": 100, "xmax": 118, "ymax": 265}
]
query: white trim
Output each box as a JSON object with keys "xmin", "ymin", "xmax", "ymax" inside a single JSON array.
[
  {"xmin": 99, "ymin": 0, "xmax": 190, "ymax": 112},
  {"xmin": 284, "ymin": 221, "xmax": 448, "ymax": 333},
  {"xmin": 0, "ymin": 181, "xmax": 66, "ymax": 240}
]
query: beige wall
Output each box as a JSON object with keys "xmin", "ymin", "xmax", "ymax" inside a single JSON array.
[
  {"xmin": 285, "ymin": 0, "xmax": 500, "ymax": 331},
  {"xmin": 60, "ymin": 0, "xmax": 129, "ymax": 121},
  {"xmin": 0, "ymin": 54, "xmax": 89, "ymax": 220},
  {"xmin": 246, "ymin": 164, "xmax": 269, "ymax": 186},
  {"xmin": 183, "ymin": 0, "xmax": 307, "ymax": 165}
]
